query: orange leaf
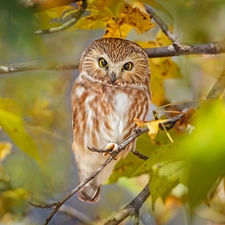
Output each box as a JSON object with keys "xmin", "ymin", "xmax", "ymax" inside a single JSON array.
[{"xmin": 176, "ymin": 109, "xmax": 196, "ymax": 132}]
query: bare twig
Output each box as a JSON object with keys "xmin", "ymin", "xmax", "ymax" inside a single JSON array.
[
  {"xmin": 0, "ymin": 60, "xmax": 80, "ymax": 75},
  {"xmin": 145, "ymin": 5, "xmax": 180, "ymax": 46},
  {"xmin": 131, "ymin": 149, "xmax": 149, "ymax": 160},
  {"xmin": 59, "ymin": 204, "xmax": 93, "ymax": 225},
  {"xmin": 207, "ymin": 70, "xmax": 225, "ymax": 99},
  {"xmin": 104, "ymin": 182, "xmax": 150, "ymax": 225},
  {"xmin": 1, "ymin": 41, "xmax": 225, "ymax": 75},
  {"xmin": 29, "ymin": 201, "xmax": 58, "ymax": 208},
  {"xmin": 34, "ymin": 0, "xmax": 87, "ymax": 35},
  {"xmin": 134, "ymin": 212, "xmax": 140, "ymax": 225}
]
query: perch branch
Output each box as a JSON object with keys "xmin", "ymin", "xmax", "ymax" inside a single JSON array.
[
  {"xmin": 104, "ymin": 182, "xmax": 150, "ymax": 225},
  {"xmin": 34, "ymin": 0, "xmax": 87, "ymax": 35},
  {"xmin": 31, "ymin": 114, "xmax": 182, "ymax": 225},
  {"xmin": 31, "ymin": 127, "xmax": 148, "ymax": 225},
  {"xmin": 145, "ymin": 5, "xmax": 180, "ymax": 46},
  {"xmin": 34, "ymin": 115, "xmax": 182, "ymax": 225},
  {"xmin": 1, "ymin": 41, "xmax": 225, "ymax": 75}
]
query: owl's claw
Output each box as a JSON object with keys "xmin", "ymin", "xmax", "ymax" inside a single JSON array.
[{"xmin": 103, "ymin": 142, "xmax": 119, "ymax": 160}]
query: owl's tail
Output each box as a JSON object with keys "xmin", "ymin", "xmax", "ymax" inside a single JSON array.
[{"xmin": 78, "ymin": 184, "xmax": 101, "ymax": 203}]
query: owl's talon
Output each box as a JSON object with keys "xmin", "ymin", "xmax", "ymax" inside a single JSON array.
[{"xmin": 103, "ymin": 142, "xmax": 119, "ymax": 160}]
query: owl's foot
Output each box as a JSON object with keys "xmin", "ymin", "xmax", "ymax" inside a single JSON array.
[{"xmin": 103, "ymin": 142, "xmax": 119, "ymax": 160}]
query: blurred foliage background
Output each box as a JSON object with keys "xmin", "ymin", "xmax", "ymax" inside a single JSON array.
[{"xmin": 0, "ymin": 0, "xmax": 225, "ymax": 225}]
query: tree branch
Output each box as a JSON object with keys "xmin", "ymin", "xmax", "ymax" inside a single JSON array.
[
  {"xmin": 0, "ymin": 60, "xmax": 80, "ymax": 75},
  {"xmin": 1, "ymin": 41, "xmax": 225, "ymax": 75},
  {"xmin": 145, "ymin": 5, "xmax": 180, "ymax": 46},
  {"xmin": 145, "ymin": 41, "xmax": 225, "ymax": 58},
  {"xmin": 30, "ymin": 115, "xmax": 183, "ymax": 225},
  {"xmin": 104, "ymin": 182, "xmax": 150, "ymax": 225}
]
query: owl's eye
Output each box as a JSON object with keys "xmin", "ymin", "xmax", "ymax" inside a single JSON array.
[
  {"xmin": 98, "ymin": 58, "xmax": 108, "ymax": 68},
  {"xmin": 123, "ymin": 62, "xmax": 133, "ymax": 71}
]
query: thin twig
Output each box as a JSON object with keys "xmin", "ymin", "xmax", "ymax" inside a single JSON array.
[
  {"xmin": 131, "ymin": 149, "xmax": 149, "ymax": 160},
  {"xmin": 0, "ymin": 60, "xmax": 80, "ymax": 75},
  {"xmin": 34, "ymin": 0, "xmax": 87, "ymax": 35},
  {"xmin": 133, "ymin": 212, "xmax": 140, "ymax": 225},
  {"xmin": 59, "ymin": 204, "xmax": 93, "ymax": 225},
  {"xmin": 29, "ymin": 201, "xmax": 58, "ymax": 208},
  {"xmin": 207, "ymin": 70, "xmax": 225, "ymax": 99},
  {"xmin": 145, "ymin": 5, "xmax": 180, "ymax": 46},
  {"xmin": 104, "ymin": 182, "xmax": 150, "ymax": 225},
  {"xmin": 1, "ymin": 41, "xmax": 225, "ymax": 75}
]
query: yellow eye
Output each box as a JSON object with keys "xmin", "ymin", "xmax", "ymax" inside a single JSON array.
[
  {"xmin": 123, "ymin": 62, "xmax": 133, "ymax": 71},
  {"xmin": 98, "ymin": 58, "xmax": 108, "ymax": 68}
]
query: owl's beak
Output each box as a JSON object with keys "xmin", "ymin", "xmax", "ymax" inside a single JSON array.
[{"xmin": 110, "ymin": 72, "xmax": 117, "ymax": 83}]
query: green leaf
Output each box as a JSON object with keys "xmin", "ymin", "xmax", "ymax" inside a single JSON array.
[
  {"xmin": 150, "ymin": 160, "xmax": 189, "ymax": 206},
  {"xmin": 0, "ymin": 109, "xmax": 40, "ymax": 163},
  {"xmin": 108, "ymin": 133, "xmax": 154, "ymax": 183},
  {"xmin": 132, "ymin": 142, "xmax": 180, "ymax": 177},
  {"xmin": 180, "ymin": 100, "xmax": 225, "ymax": 207}
]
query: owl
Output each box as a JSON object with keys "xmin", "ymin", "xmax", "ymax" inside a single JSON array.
[{"xmin": 71, "ymin": 38, "xmax": 151, "ymax": 202}]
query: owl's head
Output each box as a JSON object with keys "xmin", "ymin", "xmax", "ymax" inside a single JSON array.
[{"xmin": 79, "ymin": 38, "xmax": 150, "ymax": 88}]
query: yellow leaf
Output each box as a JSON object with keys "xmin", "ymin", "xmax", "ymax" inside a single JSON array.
[
  {"xmin": 74, "ymin": 6, "xmax": 111, "ymax": 30},
  {"xmin": 134, "ymin": 118, "xmax": 168, "ymax": 141},
  {"xmin": 134, "ymin": 118, "xmax": 145, "ymax": 127},
  {"xmin": 35, "ymin": 11, "xmax": 61, "ymax": 30},
  {"xmin": 0, "ymin": 142, "xmax": 12, "ymax": 161},
  {"xmin": 104, "ymin": 3, "xmax": 155, "ymax": 38},
  {"xmin": 88, "ymin": 0, "xmax": 119, "ymax": 10},
  {"xmin": 0, "ymin": 109, "xmax": 40, "ymax": 163},
  {"xmin": 88, "ymin": 0, "xmax": 123, "ymax": 16}
]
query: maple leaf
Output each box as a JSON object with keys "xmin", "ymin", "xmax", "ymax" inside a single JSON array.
[{"xmin": 104, "ymin": 4, "xmax": 155, "ymax": 38}]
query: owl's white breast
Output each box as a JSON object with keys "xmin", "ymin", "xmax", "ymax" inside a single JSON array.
[
  {"xmin": 114, "ymin": 92, "xmax": 131, "ymax": 141},
  {"xmin": 73, "ymin": 73, "xmax": 150, "ymax": 150}
]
